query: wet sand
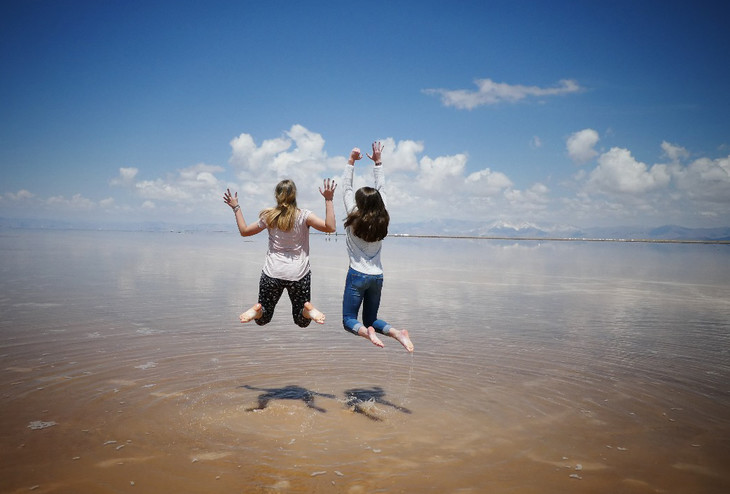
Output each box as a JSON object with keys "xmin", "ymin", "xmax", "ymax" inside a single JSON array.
[{"xmin": 1, "ymin": 230, "xmax": 729, "ymax": 493}]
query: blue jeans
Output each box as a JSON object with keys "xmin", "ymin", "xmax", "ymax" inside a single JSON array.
[{"xmin": 342, "ymin": 267, "xmax": 392, "ymax": 335}]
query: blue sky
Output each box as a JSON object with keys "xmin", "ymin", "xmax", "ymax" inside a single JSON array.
[{"xmin": 1, "ymin": 0, "xmax": 728, "ymax": 229}]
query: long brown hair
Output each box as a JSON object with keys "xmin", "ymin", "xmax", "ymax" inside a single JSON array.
[
  {"xmin": 260, "ymin": 179, "xmax": 299, "ymax": 231},
  {"xmin": 344, "ymin": 186, "xmax": 389, "ymax": 242}
]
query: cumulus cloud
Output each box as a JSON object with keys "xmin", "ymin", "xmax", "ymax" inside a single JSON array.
[
  {"xmin": 417, "ymin": 154, "xmax": 468, "ymax": 191},
  {"xmin": 568, "ymin": 139, "xmax": 730, "ymax": 225},
  {"xmin": 133, "ymin": 163, "xmax": 225, "ymax": 203},
  {"xmin": 587, "ymin": 147, "xmax": 670, "ymax": 194},
  {"xmin": 674, "ymin": 155, "xmax": 730, "ymax": 203},
  {"xmin": 465, "ymin": 168, "xmax": 513, "ymax": 196},
  {"xmin": 424, "ymin": 78, "xmax": 582, "ymax": 110},
  {"xmin": 380, "ymin": 138, "xmax": 423, "ymax": 172},
  {"xmin": 93, "ymin": 124, "xmax": 729, "ymax": 228},
  {"xmin": 107, "ymin": 161, "xmax": 227, "ymax": 221},
  {"xmin": 226, "ymin": 125, "xmax": 346, "ymax": 211},
  {"xmin": 229, "ymin": 124, "xmax": 331, "ymax": 179},
  {"xmin": 567, "ymin": 129, "xmax": 600, "ymax": 164},
  {"xmin": 222, "ymin": 126, "xmax": 526, "ymax": 222},
  {"xmin": 504, "ymin": 183, "xmax": 550, "ymax": 213}
]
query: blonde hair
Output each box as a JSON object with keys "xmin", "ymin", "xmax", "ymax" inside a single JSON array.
[{"xmin": 260, "ymin": 179, "xmax": 299, "ymax": 231}]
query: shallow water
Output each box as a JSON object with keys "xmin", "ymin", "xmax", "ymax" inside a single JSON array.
[{"xmin": 1, "ymin": 230, "xmax": 729, "ymax": 493}]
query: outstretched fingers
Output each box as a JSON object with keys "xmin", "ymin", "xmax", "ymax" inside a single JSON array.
[
  {"xmin": 319, "ymin": 178, "xmax": 337, "ymax": 199},
  {"xmin": 366, "ymin": 141, "xmax": 383, "ymax": 162},
  {"xmin": 223, "ymin": 188, "xmax": 238, "ymax": 205}
]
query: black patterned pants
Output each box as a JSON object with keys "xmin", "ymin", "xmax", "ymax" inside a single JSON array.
[{"xmin": 256, "ymin": 271, "xmax": 312, "ymax": 327}]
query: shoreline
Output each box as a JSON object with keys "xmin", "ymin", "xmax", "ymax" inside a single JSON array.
[{"xmin": 320, "ymin": 232, "xmax": 730, "ymax": 245}]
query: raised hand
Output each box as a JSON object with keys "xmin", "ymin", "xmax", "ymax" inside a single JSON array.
[
  {"xmin": 348, "ymin": 147, "xmax": 363, "ymax": 165},
  {"xmin": 319, "ymin": 178, "xmax": 337, "ymax": 201},
  {"xmin": 366, "ymin": 141, "xmax": 383, "ymax": 164},
  {"xmin": 223, "ymin": 188, "xmax": 239, "ymax": 209}
]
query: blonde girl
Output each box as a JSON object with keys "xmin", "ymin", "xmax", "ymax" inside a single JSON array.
[{"xmin": 224, "ymin": 178, "xmax": 336, "ymax": 327}]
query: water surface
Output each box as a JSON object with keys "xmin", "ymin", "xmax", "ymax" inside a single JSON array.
[{"xmin": 1, "ymin": 230, "xmax": 728, "ymax": 493}]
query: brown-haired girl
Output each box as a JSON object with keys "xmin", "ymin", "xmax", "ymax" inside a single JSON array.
[{"xmin": 342, "ymin": 142, "xmax": 414, "ymax": 352}]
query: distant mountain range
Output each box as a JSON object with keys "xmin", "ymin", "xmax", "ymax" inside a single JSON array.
[
  {"xmin": 389, "ymin": 219, "xmax": 730, "ymax": 242},
  {"xmin": 2, "ymin": 217, "xmax": 729, "ymax": 241}
]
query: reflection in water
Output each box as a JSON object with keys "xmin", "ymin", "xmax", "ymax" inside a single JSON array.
[{"xmin": 0, "ymin": 230, "xmax": 729, "ymax": 493}]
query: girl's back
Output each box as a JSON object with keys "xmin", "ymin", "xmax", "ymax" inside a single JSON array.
[{"xmin": 262, "ymin": 209, "xmax": 312, "ymax": 281}]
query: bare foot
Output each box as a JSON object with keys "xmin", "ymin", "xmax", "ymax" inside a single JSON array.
[
  {"xmin": 240, "ymin": 303, "xmax": 262, "ymax": 323},
  {"xmin": 392, "ymin": 328, "xmax": 414, "ymax": 352},
  {"xmin": 303, "ymin": 301, "xmax": 326, "ymax": 324},
  {"xmin": 367, "ymin": 326, "xmax": 385, "ymax": 348}
]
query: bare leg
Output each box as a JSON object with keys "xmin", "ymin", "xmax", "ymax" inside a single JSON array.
[
  {"xmin": 388, "ymin": 328, "xmax": 414, "ymax": 353},
  {"xmin": 357, "ymin": 326, "xmax": 384, "ymax": 348},
  {"xmin": 302, "ymin": 301, "xmax": 326, "ymax": 324},
  {"xmin": 240, "ymin": 303, "xmax": 262, "ymax": 323}
]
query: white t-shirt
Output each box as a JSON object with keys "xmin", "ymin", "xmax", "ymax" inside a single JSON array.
[{"xmin": 258, "ymin": 209, "xmax": 312, "ymax": 281}]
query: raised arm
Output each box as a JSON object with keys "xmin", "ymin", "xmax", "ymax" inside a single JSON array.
[
  {"xmin": 223, "ymin": 188, "xmax": 265, "ymax": 237},
  {"xmin": 367, "ymin": 141, "xmax": 387, "ymax": 206},
  {"xmin": 343, "ymin": 147, "xmax": 362, "ymax": 214},
  {"xmin": 307, "ymin": 178, "xmax": 337, "ymax": 233}
]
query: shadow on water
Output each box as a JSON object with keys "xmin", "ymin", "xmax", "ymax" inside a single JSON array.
[
  {"xmin": 344, "ymin": 386, "xmax": 412, "ymax": 422},
  {"xmin": 239, "ymin": 384, "xmax": 336, "ymax": 413},
  {"xmin": 238, "ymin": 384, "xmax": 412, "ymax": 421}
]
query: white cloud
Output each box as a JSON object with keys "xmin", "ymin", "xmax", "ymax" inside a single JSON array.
[
  {"xmin": 587, "ymin": 147, "xmax": 670, "ymax": 194},
  {"xmin": 229, "ymin": 124, "xmax": 332, "ymax": 180},
  {"xmin": 465, "ymin": 168, "xmax": 513, "ymax": 196},
  {"xmin": 226, "ymin": 125, "xmax": 345, "ymax": 213},
  {"xmin": 504, "ymin": 183, "xmax": 550, "ymax": 213},
  {"xmin": 132, "ymin": 163, "xmax": 225, "ymax": 206},
  {"xmin": 424, "ymin": 78, "xmax": 582, "ymax": 110},
  {"xmin": 568, "ymin": 142, "xmax": 730, "ymax": 226},
  {"xmin": 530, "ymin": 136, "xmax": 543, "ymax": 148},
  {"xmin": 178, "ymin": 163, "xmax": 225, "ymax": 189},
  {"xmin": 661, "ymin": 141, "xmax": 689, "ymax": 163},
  {"xmin": 417, "ymin": 154, "xmax": 468, "ymax": 191},
  {"xmin": 3, "ymin": 189, "xmax": 34, "ymax": 201},
  {"xmin": 111, "ymin": 167, "xmax": 139, "ymax": 186},
  {"xmin": 674, "ymin": 155, "xmax": 730, "ymax": 203},
  {"xmin": 567, "ymin": 129, "xmax": 600, "ymax": 164},
  {"xmin": 225, "ymin": 127, "xmax": 518, "ymax": 222},
  {"xmin": 47, "ymin": 193, "xmax": 96, "ymax": 210},
  {"xmin": 106, "ymin": 161, "xmax": 229, "ymax": 221},
  {"xmin": 380, "ymin": 138, "xmax": 423, "ymax": 172},
  {"xmin": 1, "ymin": 190, "xmax": 120, "ymax": 217},
  {"xmin": 90, "ymin": 126, "xmax": 729, "ymax": 228},
  {"xmin": 229, "ymin": 133, "xmax": 290, "ymax": 171}
]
